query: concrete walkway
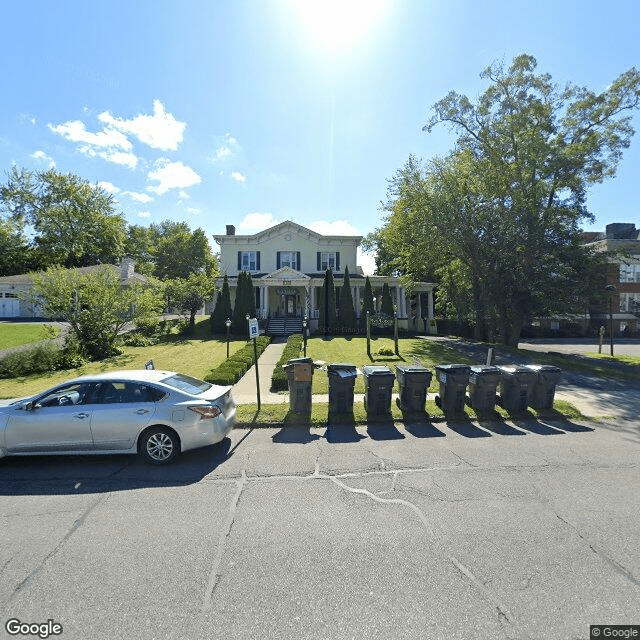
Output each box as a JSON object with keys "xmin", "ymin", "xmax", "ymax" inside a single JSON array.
[{"xmin": 232, "ymin": 341, "xmax": 290, "ymax": 404}]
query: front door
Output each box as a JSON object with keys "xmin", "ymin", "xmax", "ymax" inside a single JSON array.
[{"xmin": 286, "ymin": 295, "xmax": 296, "ymax": 316}]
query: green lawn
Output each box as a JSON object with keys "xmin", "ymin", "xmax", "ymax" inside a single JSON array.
[
  {"xmin": 0, "ymin": 318, "xmax": 247, "ymax": 399},
  {"xmin": 305, "ymin": 336, "xmax": 476, "ymax": 394},
  {"xmin": 0, "ymin": 323, "xmax": 60, "ymax": 349},
  {"xmin": 235, "ymin": 399, "xmax": 587, "ymax": 427},
  {"xmin": 585, "ymin": 352, "xmax": 640, "ymax": 366}
]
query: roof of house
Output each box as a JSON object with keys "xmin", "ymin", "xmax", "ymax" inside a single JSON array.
[
  {"xmin": 213, "ymin": 220, "xmax": 363, "ymax": 244},
  {"xmin": 0, "ymin": 263, "xmax": 148, "ymax": 286}
]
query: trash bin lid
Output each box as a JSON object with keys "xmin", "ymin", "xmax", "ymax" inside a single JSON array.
[
  {"xmin": 396, "ymin": 364, "xmax": 431, "ymax": 374},
  {"xmin": 470, "ymin": 365, "xmax": 501, "ymax": 374},
  {"xmin": 497, "ymin": 365, "xmax": 537, "ymax": 380},
  {"xmin": 435, "ymin": 364, "xmax": 471, "ymax": 373},
  {"xmin": 362, "ymin": 365, "xmax": 394, "ymax": 377},
  {"xmin": 523, "ymin": 364, "xmax": 562, "ymax": 373},
  {"xmin": 328, "ymin": 363, "xmax": 358, "ymax": 378},
  {"xmin": 285, "ymin": 357, "xmax": 314, "ymax": 366}
]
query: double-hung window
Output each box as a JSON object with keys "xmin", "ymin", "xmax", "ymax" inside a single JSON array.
[
  {"xmin": 238, "ymin": 251, "xmax": 259, "ymax": 272},
  {"xmin": 280, "ymin": 252, "xmax": 296, "ymax": 269},
  {"xmin": 318, "ymin": 252, "xmax": 339, "ymax": 271}
]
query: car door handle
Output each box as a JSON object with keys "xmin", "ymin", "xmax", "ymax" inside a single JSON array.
[
  {"xmin": 75, "ymin": 412, "xmax": 90, "ymax": 419},
  {"xmin": 136, "ymin": 409, "xmax": 150, "ymax": 414}
]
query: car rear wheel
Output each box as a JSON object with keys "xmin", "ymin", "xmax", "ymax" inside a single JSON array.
[{"xmin": 139, "ymin": 427, "xmax": 179, "ymax": 465}]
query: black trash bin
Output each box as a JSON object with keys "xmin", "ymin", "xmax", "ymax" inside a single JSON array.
[
  {"xmin": 497, "ymin": 365, "xmax": 537, "ymax": 413},
  {"xmin": 395, "ymin": 364, "xmax": 432, "ymax": 415},
  {"xmin": 434, "ymin": 364, "xmax": 470, "ymax": 413},
  {"xmin": 282, "ymin": 357, "xmax": 314, "ymax": 413},
  {"xmin": 327, "ymin": 363, "xmax": 358, "ymax": 414},
  {"xmin": 524, "ymin": 364, "xmax": 562, "ymax": 411},
  {"xmin": 468, "ymin": 365, "xmax": 502, "ymax": 412},
  {"xmin": 362, "ymin": 365, "xmax": 395, "ymax": 420}
]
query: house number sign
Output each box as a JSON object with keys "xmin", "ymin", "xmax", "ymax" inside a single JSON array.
[{"xmin": 276, "ymin": 287, "xmax": 297, "ymax": 295}]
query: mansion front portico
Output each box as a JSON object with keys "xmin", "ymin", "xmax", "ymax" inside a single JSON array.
[{"xmin": 213, "ymin": 221, "xmax": 435, "ymax": 333}]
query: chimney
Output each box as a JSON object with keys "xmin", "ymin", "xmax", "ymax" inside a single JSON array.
[
  {"xmin": 121, "ymin": 257, "xmax": 135, "ymax": 280},
  {"xmin": 606, "ymin": 223, "xmax": 637, "ymax": 239},
  {"xmin": 226, "ymin": 225, "xmax": 236, "ymax": 236}
]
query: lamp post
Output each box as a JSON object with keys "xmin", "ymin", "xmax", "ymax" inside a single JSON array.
[
  {"xmin": 605, "ymin": 284, "xmax": 617, "ymax": 356},
  {"xmin": 225, "ymin": 318, "xmax": 231, "ymax": 359},
  {"xmin": 302, "ymin": 315, "xmax": 308, "ymax": 357}
]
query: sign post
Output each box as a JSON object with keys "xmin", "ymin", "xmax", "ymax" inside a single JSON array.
[{"xmin": 248, "ymin": 317, "xmax": 261, "ymax": 409}]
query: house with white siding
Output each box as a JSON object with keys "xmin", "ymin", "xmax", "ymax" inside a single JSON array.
[{"xmin": 213, "ymin": 220, "xmax": 436, "ymax": 334}]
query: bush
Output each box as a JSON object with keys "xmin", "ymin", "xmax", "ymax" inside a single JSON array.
[
  {"xmin": 377, "ymin": 347, "xmax": 394, "ymax": 356},
  {"xmin": 122, "ymin": 332, "xmax": 159, "ymax": 347},
  {"xmin": 271, "ymin": 334, "xmax": 304, "ymax": 391},
  {"xmin": 204, "ymin": 336, "xmax": 271, "ymax": 385}
]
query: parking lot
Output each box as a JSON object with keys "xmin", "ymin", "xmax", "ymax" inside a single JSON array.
[{"xmin": 1, "ymin": 415, "xmax": 639, "ymax": 640}]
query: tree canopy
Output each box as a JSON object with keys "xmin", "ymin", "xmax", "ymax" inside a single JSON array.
[
  {"xmin": 366, "ymin": 54, "xmax": 640, "ymax": 344},
  {"xmin": 1, "ymin": 167, "xmax": 127, "ymax": 270}
]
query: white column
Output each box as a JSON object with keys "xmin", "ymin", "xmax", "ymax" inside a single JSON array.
[{"xmin": 428, "ymin": 288, "xmax": 434, "ymax": 318}]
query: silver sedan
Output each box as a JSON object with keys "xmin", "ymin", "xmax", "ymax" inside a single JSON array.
[{"xmin": 0, "ymin": 370, "xmax": 236, "ymax": 464}]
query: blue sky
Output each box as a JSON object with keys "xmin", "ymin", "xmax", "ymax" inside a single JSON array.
[{"xmin": 1, "ymin": 0, "xmax": 639, "ymax": 274}]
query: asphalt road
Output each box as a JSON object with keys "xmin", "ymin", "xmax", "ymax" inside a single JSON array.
[{"xmin": 1, "ymin": 417, "xmax": 639, "ymax": 640}]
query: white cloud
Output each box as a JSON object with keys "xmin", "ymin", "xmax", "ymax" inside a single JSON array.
[
  {"xmin": 239, "ymin": 212, "xmax": 280, "ymax": 232},
  {"xmin": 31, "ymin": 150, "xmax": 55, "ymax": 168},
  {"xmin": 178, "ymin": 190, "xmax": 190, "ymax": 200},
  {"xmin": 98, "ymin": 100, "xmax": 186, "ymax": 151},
  {"xmin": 308, "ymin": 219, "xmax": 360, "ymax": 236},
  {"xmin": 98, "ymin": 181, "xmax": 120, "ymax": 194},
  {"xmin": 125, "ymin": 191, "xmax": 153, "ymax": 203},
  {"xmin": 147, "ymin": 160, "xmax": 201, "ymax": 195},
  {"xmin": 357, "ymin": 247, "xmax": 377, "ymax": 276},
  {"xmin": 231, "ymin": 171, "xmax": 246, "ymax": 183},
  {"xmin": 49, "ymin": 118, "xmax": 138, "ymax": 169},
  {"xmin": 137, "ymin": 211, "xmax": 151, "ymax": 218},
  {"xmin": 49, "ymin": 120, "xmax": 132, "ymax": 150},
  {"xmin": 213, "ymin": 132, "xmax": 239, "ymax": 161},
  {"xmin": 186, "ymin": 207, "xmax": 200, "ymax": 215},
  {"xmin": 78, "ymin": 145, "xmax": 138, "ymax": 169}
]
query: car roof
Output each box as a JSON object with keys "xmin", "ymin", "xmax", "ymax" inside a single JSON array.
[{"xmin": 67, "ymin": 370, "xmax": 179, "ymax": 384}]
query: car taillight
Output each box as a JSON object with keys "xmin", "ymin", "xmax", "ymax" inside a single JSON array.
[{"xmin": 188, "ymin": 405, "xmax": 222, "ymax": 419}]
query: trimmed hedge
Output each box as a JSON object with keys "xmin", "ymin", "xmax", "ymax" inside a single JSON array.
[
  {"xmin": 0, "ymin": 343, "xmax": 86, "ymax": 379},
  {"xmin": 271, "ymin": 334, "xmax": 304, "ymax": 391},
  {"xmin": 203, "ymin": 335, "xmax": 271, "ymax": 386}
]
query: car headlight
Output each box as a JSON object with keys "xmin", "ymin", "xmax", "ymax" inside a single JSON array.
[{"xmin": 188, "ymin": 405, "xmax": 222, "ymax": 419}]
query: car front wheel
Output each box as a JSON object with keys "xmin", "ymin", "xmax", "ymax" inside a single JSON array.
[{"xmin": 139, "ymin": 427, "xmax": 179, "ymax": 465}]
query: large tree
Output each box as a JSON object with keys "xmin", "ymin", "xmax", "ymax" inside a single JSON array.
[
  {"xmin": 154, "ymin": 221, "xmax": 216, "ymax": 279},
  {"xmin": 367, "ymin": 54, "xmax": 640, "ymax": 345},
  {"xmin": 1, "ymin": 167, "xmax": 127, "ymax": 269},
  {"xmin": 319, "ymin": 268, "xmax": 337, "ymax": 333},
  {"xmin": 30, "ymin": 266, "xmax": 163, "ymax": 359},
  {"xmin": 166, "ymin": 272, "xmax": 217, "ymax": 334}
]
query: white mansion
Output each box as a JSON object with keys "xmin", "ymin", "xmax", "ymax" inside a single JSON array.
[{"xmin": 213, "ymin": 220, "xmax": 436, "ymax": 334}]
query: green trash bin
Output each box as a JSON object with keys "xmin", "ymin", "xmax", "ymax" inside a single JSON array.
[
  {"xmin": 435, "ymin": 364, "xmax": 470, "ymax": 413},
  {"xmin": 524, "ymin": 364, "xmax": 562, "ymax": 410},
  {"xmin": 282, "ymin": 357, "xmax": 314, "ymax": 413},
  {"xmin": 468, "ymin": 365, "xmax": 502, "ymax": 412},
  {"xmin": 362, "ymin": 365, "xmax": 395, "ymax": 420},
  {"xmin": 395, "ymin": 364, "xmax": 432, "ymax": 415},
  {"xmin": 497, "ymin": 365, "xmax": 537, "ymax": 413},
  {"xmin": 327, "ymin": 363, "xmax": 358, "ymax": 414}
]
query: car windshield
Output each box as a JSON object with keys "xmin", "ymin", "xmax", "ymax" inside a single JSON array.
[{"xmin": 160, "ymin": 373, "xmax": 212, "ymax": 395}]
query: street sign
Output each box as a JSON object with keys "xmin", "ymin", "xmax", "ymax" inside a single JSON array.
[{"xmin": 248, "ymin": 318, "xmax": 259, "ymax": 339}]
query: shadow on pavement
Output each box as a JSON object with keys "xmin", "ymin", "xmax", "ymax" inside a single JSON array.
[
  {"xmin": 324, "ymin": 419, "xmax": 367, "ymax": 443},
  {"xmin": 445, "ymin": 417, "xmax": 492, "ymax": 438},
  {"xmin": 366, "ymin": 420, "xmax": 406, "ymax": 440},
  {"xmin": 0, "ymin": 438, "xmax": 233, "ymax": 496},
  {"xmin": 403, "ymin": 417, "xmax": 447, "ymax": 438},
  {"xmin": 272, "ymin": 424, "xmax": 320, "ymax": 444}
]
